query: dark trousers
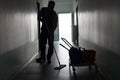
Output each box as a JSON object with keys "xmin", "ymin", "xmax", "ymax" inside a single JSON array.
[{"xmin": 40, "ymin": 31, "xmax": 54, "ymax": 60}]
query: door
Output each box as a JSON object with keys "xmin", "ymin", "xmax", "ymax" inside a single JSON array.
[{"xmin": 58, "ymin": 13, "xmax": 72, "ymax": 42}]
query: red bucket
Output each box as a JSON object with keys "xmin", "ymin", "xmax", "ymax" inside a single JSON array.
[{"xmin": 85, "ymin": 50, "xmax": 96, "ymax": 64}]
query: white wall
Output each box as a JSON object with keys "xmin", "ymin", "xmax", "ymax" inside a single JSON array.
[
  {"xmin": 77, "ymin": 0, "xmax": 120, "ymax": 80},
  {"xmin": 0, "ymin": 0, "xmax": 38, "ymax": 80}
]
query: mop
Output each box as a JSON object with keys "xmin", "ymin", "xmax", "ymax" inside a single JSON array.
[{"xmin": 43, "ymin": 19, "xmax": 66, "ymax": 70}]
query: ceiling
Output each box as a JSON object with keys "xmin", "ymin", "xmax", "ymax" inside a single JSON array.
[
  {"xmin": 53, "ymin": 0, "xmax": 73, "ymax": 13},
  {"xmin": 39, "ymin": 0, "xmax": 73, "ymax": 13}
]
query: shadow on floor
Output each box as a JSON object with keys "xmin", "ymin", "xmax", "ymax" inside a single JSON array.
[{"xmin": 12, "ymin": 42, "xmax": 105, "ymax": 80}]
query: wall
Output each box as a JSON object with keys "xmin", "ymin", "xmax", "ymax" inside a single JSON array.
[
  {"xmin": 77, "ymin": 0, "xmax": 120, "ymax": 80},
  {"xmin": 40, "ymin": 0, "xmax": 48, "ymax": 7},
  {"xmin": 0, "ymin": 0, "xmax": 38, "ymax": 80}
]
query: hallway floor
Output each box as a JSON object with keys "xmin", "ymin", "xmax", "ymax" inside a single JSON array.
[{"xmin": 12, "ymin": 41, "xmax": 105, "ymax": 80}]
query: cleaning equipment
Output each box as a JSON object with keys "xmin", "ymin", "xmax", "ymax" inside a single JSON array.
[
  {"xmin": 53, "ymin": 46, "xmax": 66, "ymax": 70},
  {"xmin": 60, "ymin": 38, "xmax": 97, "ymax": 72},
  {"xmin": 43, "ymin": 20, "xmax": 66, "ymax": 70}
]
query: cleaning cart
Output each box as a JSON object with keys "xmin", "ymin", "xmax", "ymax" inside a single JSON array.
[{"xmin": 60, "ymin": 38, "xmax": 97, "ymax": 72}]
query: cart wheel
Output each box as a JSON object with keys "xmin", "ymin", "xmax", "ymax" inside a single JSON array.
[{"xmin": 72, "ymin": 67, "xmax": 76, "ymax": 72}]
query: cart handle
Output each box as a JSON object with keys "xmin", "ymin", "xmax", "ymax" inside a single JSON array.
[
  {"xmin": 61, "ymin": 38, "xmax": 73, "ymax": 48},
  {"xmin": 60, "ymin": 43, "xmax": 69, "ymax": 51}
]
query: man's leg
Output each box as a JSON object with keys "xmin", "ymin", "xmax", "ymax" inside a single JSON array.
[
  {"xmin": 36, "ymin": 32, "xmax": 47, "ymax": 63},
  {"xmin": 47, "ymin": 35, "xmax": 54, "ymax": 64}
]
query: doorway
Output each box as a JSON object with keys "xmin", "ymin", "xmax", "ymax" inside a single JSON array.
[{"xmin": 58, "ymin": 13, "xmax": 72, "ymax": 42}]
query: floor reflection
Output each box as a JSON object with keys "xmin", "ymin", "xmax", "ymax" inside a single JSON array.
[{"xmin": 13, "ymin": 41, "xmax": 105, "ymax": 80}]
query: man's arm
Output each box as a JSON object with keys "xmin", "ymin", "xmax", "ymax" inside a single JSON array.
[{"xmin": 50, "ymin": 13, "xmax": 58, "ymax": 35}]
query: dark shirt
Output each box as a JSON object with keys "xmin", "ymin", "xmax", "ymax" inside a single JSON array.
[{"xmin": 39, "ymin": 7, "xmax": 58, "ymax": 32}]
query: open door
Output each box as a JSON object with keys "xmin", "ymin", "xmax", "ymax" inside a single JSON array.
[{"xmin": 58, "ymin": 13, "xmax": 72, "ymax": 42}]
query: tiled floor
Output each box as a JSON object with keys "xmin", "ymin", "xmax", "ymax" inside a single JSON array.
[{"xmin": 13, "ymin": 41, "xmax": 105, "ymax": 80}]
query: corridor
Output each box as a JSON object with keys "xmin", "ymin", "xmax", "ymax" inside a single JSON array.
[
  {"xmin": 12, "ymin": 42, "xmax": 105, "ymax": 80},
  {"xmin": 1, "ymin": 0, "xmax": 120, "ymax": 80}
]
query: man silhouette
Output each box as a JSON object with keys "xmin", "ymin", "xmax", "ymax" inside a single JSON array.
[{"xmin": 36, "ymin": 1, "xmax": 58, "ymax": 64}]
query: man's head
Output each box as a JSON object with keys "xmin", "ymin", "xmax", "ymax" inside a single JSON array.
[{"xmin": 48, "ymin": 1, "xmax": 55, "ymax": 10}]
